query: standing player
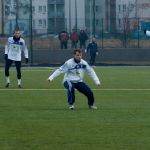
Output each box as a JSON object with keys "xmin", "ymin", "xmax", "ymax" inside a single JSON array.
[
  {"xmin": 5, "ymin": 30, "xmax": 29, "ymax": 88},
  {"xmin": 85, "ymin": 37, "xmax": 98, "ymax": 66},
  {"xmin": 47, "ymin": 49, "xmax": 100, "ymax": 110}
]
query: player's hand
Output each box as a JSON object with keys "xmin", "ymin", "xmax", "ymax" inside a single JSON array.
[
  {"xmin": 97, "ymin": 83, "xmax": 100, "ymax": 87},
  {"xmin": 96, "ymin": 82, "xmax": 100, "ymax": 87},
  {"xmin": 96, "ymin": 52, "xmax": 98, "ymax": 55},
  {"xmin": 25, "ymin": 58, "xmax": 28, "ymax": 64},
  {"xmin": 47, "ymin": 78, "xmax": 52, "ymax": 83},
  {"xmin": 85, "ymin": 49, "xmax": 87, "ymax": 53}
]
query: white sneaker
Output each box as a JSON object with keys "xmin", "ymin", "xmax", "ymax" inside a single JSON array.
[
  {"xmin": 69, "ymin": 105, "xmax": 74, "ymax": 110},
  {"xmin": 89, "ymin": 105, "xmax": 97, "ymax": 110}
]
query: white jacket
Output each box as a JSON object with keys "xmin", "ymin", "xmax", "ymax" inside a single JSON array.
[
  {"xmin": 5, "ymin": 37, "xmax": 28, "ymax": 61},
  {"xmin": 48, "ymin": 58, "xmax": 100, "ymax": 85}
]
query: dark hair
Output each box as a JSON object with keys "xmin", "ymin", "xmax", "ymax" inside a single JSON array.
[
  {"xmin": 73, "ymin": 49, "xmax": 82, "ymax": 55},
  {"xmin": 13, "ymin": 30, "xmax": 20, "ymax": 34}
]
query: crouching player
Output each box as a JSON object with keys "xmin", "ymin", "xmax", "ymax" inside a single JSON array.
[
  {"xmin": 47, "ymin": 49, "xmax": 100, "ymax": 110},
  {"xmin": 5, "ymin": 30, "xmax": 29, "ymax": 88}
]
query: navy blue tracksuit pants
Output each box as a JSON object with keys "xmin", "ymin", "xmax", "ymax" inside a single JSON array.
[
  {"xmin": 64, "ymin": 81, "xmax": 94, "ymax": 106},
  {"xmin": 5, "ymin": 59, "xmax": 21, "ymax": 79}
]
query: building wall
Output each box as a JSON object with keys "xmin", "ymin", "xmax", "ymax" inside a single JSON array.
[
  {"xmin": 48, "ymin": 0, "xmax": 65, "ymax": 33},
  {"xmin": 85, "ymin": 0, "xmax": 105, "ymax": 35},
  {"xmin": 32, "ymin": 0, "xmax": 48, "ymax": 34},
  {"xmin": 137, "ymin": 0, "xmax": 150, "ymax": 18},
  {"xmin": 85, "ymin": 0, "xmax": 116, "ymax": 35},
  {"xmin": 116, "ymin": 0, "xmax": 136, "ymax": 31},
  {"xmin": 65, "ymin": 0, "xmax": 85, "ymax": 33}
]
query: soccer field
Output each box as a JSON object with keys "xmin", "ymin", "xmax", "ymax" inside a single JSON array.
[{"xmin": 0, "ymin": 66, "xmax": 150, "ymax": 150}]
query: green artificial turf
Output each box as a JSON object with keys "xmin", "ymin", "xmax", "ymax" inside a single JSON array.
[{"xmin": 0, "ymin": 66, "xmax": 150, "ymax": 150}]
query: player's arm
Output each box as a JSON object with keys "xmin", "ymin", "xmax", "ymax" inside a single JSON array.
[
  {"xmin": 4, "ymin": 39, "xmax": 9, "ymax": 61},
  {"xmin": 22, "ymin": 40, "xmax": 29, "ymax": 63},
  {"xmin": 47, "ymin": 62, "xmax": 68, "ymax": 82},
  {"xmin": 96, "ymin": 43, "xmax": 98, "ymax": 55},
  {"xmin": 85, "ymin": 63, "xmax": 100, "ymax": 86}
]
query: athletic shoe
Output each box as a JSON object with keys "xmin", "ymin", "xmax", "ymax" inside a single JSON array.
[
  {"xmin": 69, "ymin": 105, "xmax": 74, "ymax": 110},
  {"xmin": 89, "ymin": 105, "xmax": 97, "ymax": 110},
  {"xmin": 18, "ymin": 84, "xmax": 22, "ymax": 88},
  {"xmin": 5, "ymin": 83, "xmax": 10, "ymax": 88}
]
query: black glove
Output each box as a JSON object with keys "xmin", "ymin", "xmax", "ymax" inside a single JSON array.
[
  {"xmin": 25, "ymin": 58, "xmax": 28, "ymax": 64},
  {"xmin": 5, "ymin": 54, "xmax": 8, "ymax": 61},
  {"xmin": 144, "ymin": 29, "xmax": 147, "ymax": 34}
]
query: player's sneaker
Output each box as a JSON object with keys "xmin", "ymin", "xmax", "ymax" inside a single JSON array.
[
  {"xmin": 18, "ymin": 84, "xmax": 22, "ymax": 88},
  {"xmin": 69, "ymin": 105, "xmax": 74, "ymax": 110},
  {"xmin": 5, "ymin": 83, "xmax": 10, "ymax": 88},
  {"xmin": 89, "ymin": 105, "xmax": 97, "ymax": 110}
]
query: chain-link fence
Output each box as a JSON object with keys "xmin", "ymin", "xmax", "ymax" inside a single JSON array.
[{"xmin": 1, "ymin": 16, "xmax": 150, "ymax": 65}]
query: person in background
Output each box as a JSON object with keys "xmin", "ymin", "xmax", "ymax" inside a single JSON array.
[
  {"xmin": 4, "ymin": 30, "xmax": 28, "ymax": 88},
  {"xmin": 79, "ymin": 30, "xmax": 88, "ymax": 49},
  {"xmin": 85, "ymin": 37, "xmax": 98, "ymax": 66},
  {"xmin": 58, "ymin": 30, "xmax": 69, "ymax": 49},
  {"xmin": 70, "ymin": 29, "xmax": 79, "ymax": 49},
  {"xmin": 47, "ymin": 49, "xmax": 100, "ymax": 110}
]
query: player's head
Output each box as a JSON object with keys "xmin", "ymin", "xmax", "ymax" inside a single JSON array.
[
  {"xmin": 73, "ymin": 49, "xmax": 82, "ymax": 63},
  {"xmin": 13, "ymin": 30, "xmax": 21, "ymax": 39},
  {"xmin": 91, "ymin": 37, "xmax": 96, "ymax": 42},
  {"xmin": 13, "ymin": 30, "xmax": 21, "ymax": 41}
]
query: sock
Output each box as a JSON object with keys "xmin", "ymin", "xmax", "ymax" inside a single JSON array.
[
  {"xmin": 18, "ymin": 79, "xmax": 21, "ymax": 85},
  {"xmin": 6, "ymin": 77, "xmax": 10, "ymax": 83}
]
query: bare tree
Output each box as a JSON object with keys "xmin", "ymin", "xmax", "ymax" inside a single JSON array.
[{"xmin": 120, "ymin": 2, "xmax": 137, "ymax": 47}]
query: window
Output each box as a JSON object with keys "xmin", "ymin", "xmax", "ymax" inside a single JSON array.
[
  {"xmin": 38, "ymin": 19, "xmax": 42, "ymax": 27},
  {"xmin": 43, "ymin": 6, "xmax": 46, "ymax": 13},
  {"xmin": 96, "ymin": 19, "xmax": 99, "ymax": 26},
  {"xmin": 32, "ymin": 20, "xmax": 35, "ymax": 28},
  {"xmin": 43, "ymin": 20, "xmax": 46, "ymax": 28},
  {"xmin": 38, "ymin": 6, "xmax": 42, "ymax": 13},
  {"xmin": 32, "ymin": 6, "xmax": 35, "ymax": 14},
  {"xmin": 118, "ymin": 5, "xmax": 121, "ymax": 12},
  {"xmin": 95, "ymin": 5, "xmax": 99, "ymax": 12},
  {"xmin": 123, "ymin": 4, "xmax": 126, "ymax": 12},
  {"xmin": 118, "ymin": 19, "xmax": 121, "ymax": 28}
]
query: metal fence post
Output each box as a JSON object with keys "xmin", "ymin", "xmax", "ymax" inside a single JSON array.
[
  {"xmin": 92, "ymin": 0, "xmax": 95, "ymax": 37},
  {"xmin": 137, "ymin": 17, "xmax": 140, "ymax": 48},
  {"xmin": 30, "ymin": 0, "xmax": 33, "ymax": 65},
  {"xmin": 102, "ymin": 18, "xmax": 104, "ymax": 49}
]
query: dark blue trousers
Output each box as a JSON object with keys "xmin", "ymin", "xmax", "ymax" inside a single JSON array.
[
  {"xmin": 90, "ymin": 54, "xmax": 96, "ymax": 66},
  {"xmin": 64, "ymin": 81, "xmax": 95, "ymax": 106},
  {"xmin": 5, "ymin": 59, "xmax": 21, "ymax": 79}
]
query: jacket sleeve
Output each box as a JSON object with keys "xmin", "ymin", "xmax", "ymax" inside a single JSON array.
[
  {"xmin": 96, "ymin": 43, "xmax": 98, "ymax": 52},
  {"xmin": 87, "ymin": 43, "xmax": 90, "ymax": 53},
  {"xmin": 22, "ymin": 40, "xmax": 28, "ymax": 59},
  {"xmin": 5, "ymin": 39, "xmax": 9, "ymax": 54},
  {"xmin": 48, "ymin": 62, "xmax": 68, "ymax": 81},
  {"xmin": 48, "ymin": 69, "xmax": 63, "ymax": 81},
  {"xmin": 85, "ymin": 63, "xmax": 100, "ymax": 85}
]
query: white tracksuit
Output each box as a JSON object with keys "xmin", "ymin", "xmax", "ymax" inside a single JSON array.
[{"xmin": 48, "ymin": 58, "xmax": 100, "ymax": 85}]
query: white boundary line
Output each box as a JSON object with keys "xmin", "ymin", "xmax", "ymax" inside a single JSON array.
[{"xmin": 0, "ymin": 88, "xmax": 150, "ymax": 91}]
